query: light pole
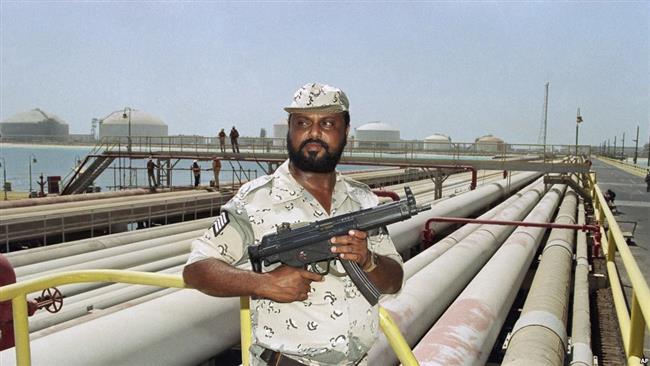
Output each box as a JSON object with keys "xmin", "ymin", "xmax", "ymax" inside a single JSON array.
[
  {"xmin": 0, "ymin": 157, "xmax": 7, "ymax": 200},
  {"xmin": 122, "ymin": 107, "xmax": 133, "ymax": 153},
  {"xmin": 122, "ymin": 107, "xmax": 133, "ymax": 187},
  {"xmin": 575, "ymin": 108, "xmax": 582, "ymax": 156},
  {"xmin": 29, "ymin": 154, "xmax": 37, "ymax": 194},
  {"xmin": 633, "ymin": 125, "xmax": 639, "ymax": 165}
]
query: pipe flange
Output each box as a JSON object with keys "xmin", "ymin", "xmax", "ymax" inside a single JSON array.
[{"xmin": 511, "ymin": 310, "xmax": 568, "ymax": 350}]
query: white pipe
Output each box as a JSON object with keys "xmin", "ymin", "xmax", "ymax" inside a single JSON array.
[
  {"xmin": 6, "ymin": 218, "xmax": 213, "ymax": 267},
  {"xmin": 1, "ymin": 290, "xmax": 241, "ymax": 366},
  {"xmin": 404, "ymin": 177, "xmax": 539, "ymax": 278},
  {"xmin": 502, "ymin": 189, "xmax": 578, "ymax": 365},
  {"xmin": 29, "ymin": 265, "xmax": 185, "ymax": 332},
  {"xmin": 411, "ymin": 185, "xmax": 567, "ymax": 365},
  {"xmin": 390, "ymin": 172, "xmax": 540, "ymax": 252},
  {"xmin": 15, "ymin": 230, "xmax": 201, "ymax": 277},
  {"xmin": 570, "ymin": 201, "xmax": 593, "ymax": 366},
  {"xmin": 367, "ymin": 181, "xmax": 547, "ymax": 365}
]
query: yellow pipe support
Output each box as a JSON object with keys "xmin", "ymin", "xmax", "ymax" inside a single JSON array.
[
  {"xmin": 240, "ymin": 297, "xmax": 251, "ymax": 366},
  {"xmin": 628, "ymin": 292, "xmax": 646, "ymax": 360},
  {"xmin": 12, "ymin": 295, "xmax": 30, "ymax": 366},
  {"xmin": 588, "ymin": 175, "xmax": 650, "ymax": 365},
  {"xmin": 607, "ymin": 260, "xmax": 630, "ymax": 350},
  {"xmin": 379, "ymin": 307, "xmax": 419, "ymax": 366}
]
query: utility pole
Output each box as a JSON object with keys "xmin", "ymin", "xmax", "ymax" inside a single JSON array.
[
  {"xmin": 613, "ymin": 136, "xmax": 617, "ymax": 158},
  {"xmin": 633, "ymin": 125, "xmax": 639, "ymax": 165},
  {"xmin": 621, "ymin": 132, "xmax": 625, "ymax": 159},
  {"xmin": 575, "ymin": 108, "xmax": 582, "ymax": 156}
]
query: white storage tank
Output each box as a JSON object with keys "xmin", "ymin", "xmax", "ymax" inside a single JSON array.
[
  {"xmin": 99, "ymin": 109, "xmax": 168, "ymax": 138},
  {"xmin": 0, "ymin": 108, "xmax": 69, "ymax": 138},
  {"xmin": 354, "ymin": 122, "xmax": 400, "ymax": 149},
  {"xmin": 272, "ymin": 122, "xmax": 288, "ymax": 146},
  {"xmin": 475, "ymin": 134, "xmax": 505, "ymax": 153},
  {"xmin": 424, "ymin": 133, "xmax": 452, "ymax": 151}
]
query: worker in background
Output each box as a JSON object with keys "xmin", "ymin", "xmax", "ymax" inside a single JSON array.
[
  {"xmin": 212, "ymin": 157, "xmax": 221, "ymax": 189},
  {"xmin": 230, "ymin": 126, "xmax": 240, "ymax": 153},
  {"xmin": 191, "ymin": 160, "xmax": 201, "ymax": 188},
  {"xmin": 146, "ymin": 157, "xmax": 159, "ymax": 189},
  {"xmin": 645, "ymin": 170, "xmax": 650, "ymax": 192},
  {"xmin": 218, "ymin": 128, "xmax": 227, "ymax": 153},
  {"xmin": 183, "ymin": 83, "xmax": 403, "ymax": 366}
]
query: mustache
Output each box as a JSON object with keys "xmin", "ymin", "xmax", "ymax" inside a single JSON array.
[{"xmin": 299, "ymin": 139, "xmax": 329, "ymax": 151}]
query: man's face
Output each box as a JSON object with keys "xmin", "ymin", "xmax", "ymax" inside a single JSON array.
[{"xmin": 287, "ymin": 112, "xmax": 349, "ymax": 173}]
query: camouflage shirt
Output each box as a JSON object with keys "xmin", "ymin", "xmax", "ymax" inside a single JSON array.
[{"xmin": 186, "ymin": 160, "xmax": 403, "ymax": 365}]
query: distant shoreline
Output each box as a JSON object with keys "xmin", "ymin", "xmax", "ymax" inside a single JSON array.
[{"xmin": 0, "ymin": 141, "xmax": 96, "ymax": 149}]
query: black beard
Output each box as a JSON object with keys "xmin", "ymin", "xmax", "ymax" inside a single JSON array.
[{"xmin": 287, "ymin": 134, "xmax": 346, "ymax": 173}]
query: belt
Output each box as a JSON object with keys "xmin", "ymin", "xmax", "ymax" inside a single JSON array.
[{"xmin": 260, "ymin": 348, "xmax": 307, "ymax": 366}]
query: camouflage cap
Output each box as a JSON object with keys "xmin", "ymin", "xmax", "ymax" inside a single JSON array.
[{"xmin": 284, "ymin": 83, "xmax": 349, "ymax": 113}]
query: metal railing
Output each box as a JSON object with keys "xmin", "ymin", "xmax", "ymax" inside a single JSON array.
[
  {"xmin": 94, "ymin": 135, "xmax": 591, "ymax": 160},
  {"xmin": 597, "ymin": 156, "xmax": 648, "ymax": 177},
  {"xmin": 588, "ymin": 173, "xmax": 650, "ymax": 365},
  {"xmin": 0, "ymin": 270, "xmax": 418, "ymax": 365}
]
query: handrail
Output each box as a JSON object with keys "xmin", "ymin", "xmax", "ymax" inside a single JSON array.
[
  {"xmin": 587, "ymin": 173, "xmax": 650, "ymax": 366},
  {"xmin": 596, "ymin": 156, "xmax": 648, "ymax": 177},
  {"xmin": 0, "ymin": 270, "xmax": 419, "ymax": 365}
]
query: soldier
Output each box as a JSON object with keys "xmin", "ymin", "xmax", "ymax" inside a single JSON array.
[
  {"xmin": 212, "ymin": 157, "xmax": 221, "ymax": 189},
  {"xmin": 146, "ymin": 157, "xmax": 158, "ymax": 188},
  {"xmin": 230, "ymin": 126, "xmax": 240, "ymax": 153},
  {"xmin": 191, "ymin": 160, "xmax": 201, "ymax": 187},
  {"xmin": 183, "ymin": 83, "xmax": 403, "ymax": 365},
  {"xmin": 218, "ymin": 128, "xmax": 227, "ymax": 152}
]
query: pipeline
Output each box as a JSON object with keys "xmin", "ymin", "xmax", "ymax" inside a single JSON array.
[
  {"xmin": 5, "ymin": 218, "xmax": 212, "ymax": 268},
  {"xmin": 0, "ymin": 173, "xmax": 540, "ymax": 365},
  {"xmin": 389, "ymin": 172, "xmax": 541, "ymax": 253},
  {"xmin": 405, "ymin": 175, "xmax": 541, "ymax": 279},
  {"xmin": 411, "ymin": 185, "xmax": 568, "ymax": 365},
  {"xmin": 501, "ymin": 189, "xmax": 578, "ymax": 365},
  {"xmin": 570, "ymin": 201, "xmax": 593, "ymax": 366},
  {"xmin": 368, "ymin": 180, "xmax": 547, "ymax": 365}
]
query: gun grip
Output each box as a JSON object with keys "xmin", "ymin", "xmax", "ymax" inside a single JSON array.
[{"xmin": 339, "ymin": 259, "xmax": 381, "ymax": 306}]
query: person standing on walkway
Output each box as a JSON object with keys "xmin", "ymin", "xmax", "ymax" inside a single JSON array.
[
  {"xmin": 146, "ymin": 157, "xmax": 159, "ymax": 188},
  {"xmin": 212, "ymin": 157, "xmax": 221, "ymax": 189},
  {"xmin": 218, "ymin": 129, "xmax": 227, "ymax": 152},
  {"xmin": 230, "ymin": 126, "xmax": 240, "ymax": 153},
  {"xmin": 645, "ymin": 170, "xmax": 650, "ymax": 192},
  {"xmin": 192, "ymin": 160, "xmax": 201, "ymax": 187}
]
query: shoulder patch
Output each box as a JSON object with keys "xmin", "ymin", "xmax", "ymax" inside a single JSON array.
[{"xmin": 211, "ymin": 211, "xmax": 230, "ymax": 236}]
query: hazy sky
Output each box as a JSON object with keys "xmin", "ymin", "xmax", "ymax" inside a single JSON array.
[{"xmin": 1, "ymin": 1, "xmax": 648, "ymax": 146}]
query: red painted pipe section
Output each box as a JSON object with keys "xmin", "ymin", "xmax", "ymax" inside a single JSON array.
[{"xmin": 1, "ymin": 254, "xmax": 38, "ymax": 351}]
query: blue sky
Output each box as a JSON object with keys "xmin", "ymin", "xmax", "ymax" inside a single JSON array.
[{"xmin": 1, "ymin": 1, "xmax": 648, "ymax": 146}]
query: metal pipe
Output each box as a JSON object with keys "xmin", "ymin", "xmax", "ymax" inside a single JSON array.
[
  {"xmin": 389, "ymin": 172, "xmax": 541, "ymax": 253},
  {"xmin": 570, "ymin": 201, "xmax": 593, "ymax": 366},
  {"xmin": 6, "ymin": 218, "xmax": 212, "ymax": 268},
  {"xmin": 406, "ymin": 176, "xmax": 541, "ymax": 279},
  {"xmin": 411, "ymin": 185, "xmax": 568, "ymax": 365},
  {"xmin": 368, "ymin": 181, "xmax": 547, "ymax": 365},
  {"xmin": 502, "ymin": 189, "xmax": 578, "ymax": 365},
  {"xmin": 15, "ymin": 230, "xmax": 201, "ymax": 278},
  {"xmin": 0, "ymin": 289, "xmax": 241, "ymax": 366}
]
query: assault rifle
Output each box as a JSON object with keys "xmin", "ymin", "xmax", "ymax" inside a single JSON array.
[{"xmin": 248, "ymin": 187, "xmax": 431, "ymax": 305}]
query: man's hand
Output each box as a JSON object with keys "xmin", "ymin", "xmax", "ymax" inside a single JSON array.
[
  {"xmin": 330, "ymin": 230, "xmax": 370, "ymax": 268},
  {"xmin": 257, "ymin": 265, "xmax": 323, "ymax": 303}
]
